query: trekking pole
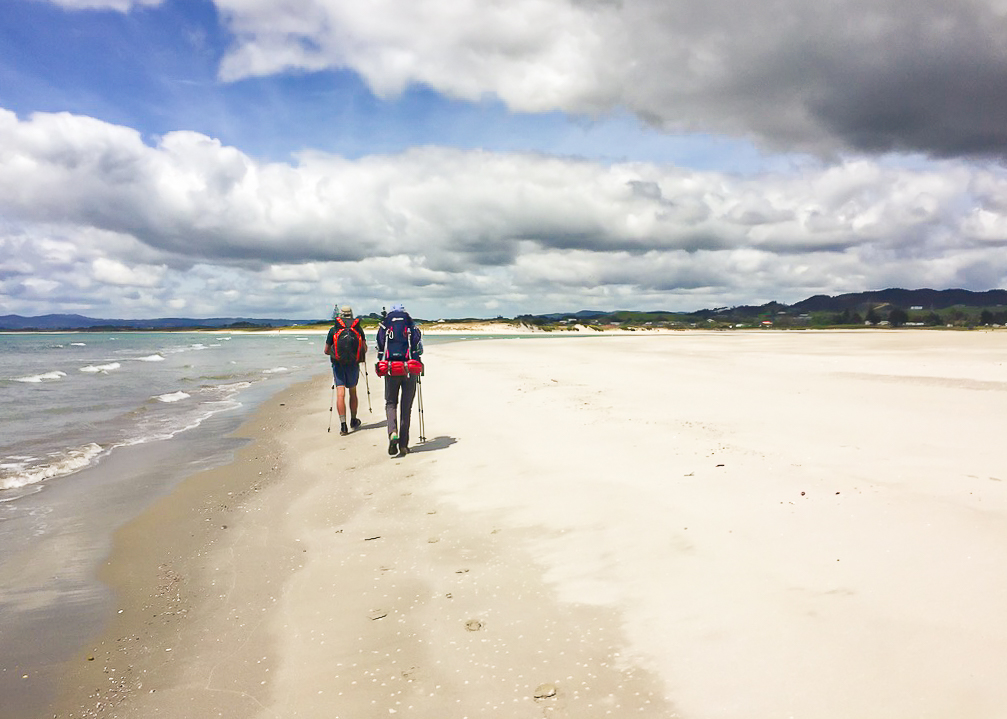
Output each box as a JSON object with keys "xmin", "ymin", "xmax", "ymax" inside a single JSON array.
[
  {"xmin": 416, "ymin": 375, "xmax": 426, "ymax": 442},
  {"xmin": 362, "ymin": 362, "xmax": 372, "ymax": 413},
  {"xmin": 327, "ymin": 383, "xmax": 335, "ymax": 433}
]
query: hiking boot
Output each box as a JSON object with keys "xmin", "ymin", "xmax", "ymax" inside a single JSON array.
[
  {"xmin": 339, "ymin": 422, "xmax": 349, "ymax": 436},
  {"xmin": 350, "ymin": 417, "xmax": 362, "ymax": 430},
  {"xmin": 397, "ymin": 445, "xmax": 409, "ymax": 458},
  {"xmin": 388, "ymin": 434, "xmax": 399, "ymax": 456}
]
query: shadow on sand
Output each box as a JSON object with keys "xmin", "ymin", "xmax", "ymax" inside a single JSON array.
[{"xmin": 409, "ymin": 436, "xmax": 457, "ymax": 453}]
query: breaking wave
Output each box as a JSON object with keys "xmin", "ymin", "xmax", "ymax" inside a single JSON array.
[
  {"xmin": 13, "ymin": 371, "xmax": 67, "ymax": 383},
  {"xmin": 0, "ymin": 443, "xmax": 105, "ymax": 491},
  {"xmin": 80, "ymin": 363, "xmax": 121, "ymax": 374},
  {"xmin": 155, "ymin": 391, "xmax": 190, "ymax": 403}
]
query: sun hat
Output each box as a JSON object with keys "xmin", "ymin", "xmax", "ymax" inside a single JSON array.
[
  {"xmin": 340, "ymin": 305, "xmax": 353, "ymax": 317},
  {"xmin": 391, "ymin": 303, "xmax": 405, "ymax": 312}
]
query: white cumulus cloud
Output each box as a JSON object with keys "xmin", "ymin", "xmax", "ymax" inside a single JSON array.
[
  {"xmin": 2, "ymin": 108, "xmax": 1006, "ymax": 318},
  {"xmin": 91, "ymin": 257, "xmax": 165, "ymax": 286}
]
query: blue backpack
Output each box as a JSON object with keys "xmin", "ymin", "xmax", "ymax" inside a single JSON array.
[{"xmin": 382, "ymin": 312, "xmax": 416, "ymax": 360}]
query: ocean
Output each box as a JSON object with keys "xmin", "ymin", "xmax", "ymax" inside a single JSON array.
[
  {"xmin": 0, "ymin": 328, "xmax": 477, "ymax": 717},
  {"xmin": 0, "ymin": 330, "xmax": 336, "ymax": 716},
  {"xmin": 0, "ymin": 331, "xmax": 324, "ymax": 496}
]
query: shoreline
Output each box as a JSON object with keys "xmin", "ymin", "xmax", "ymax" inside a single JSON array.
[
  {"xmin": 48, "ymin": 331, "xmax": 1007, "ymax": 718},
  {"xmin": 49, "ymin": 349, "xmax": 672, "ymax": 718},
  {"xmin": 51, "ymin": 374, "xmax": 318, "ymax": 718}
]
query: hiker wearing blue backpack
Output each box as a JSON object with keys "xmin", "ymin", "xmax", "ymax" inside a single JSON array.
[
  {"xmin": 375, "ymin": 303, "xmax": 423, "ymax": 457},
  {"xmin": 324, "ymin": 305, "xmax": 367, "ymax": 436}
]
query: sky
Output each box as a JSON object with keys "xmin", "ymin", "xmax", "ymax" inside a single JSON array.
[{"xmin": 1, "ymin": 0, "xmax": 1006, "ymax": 320}]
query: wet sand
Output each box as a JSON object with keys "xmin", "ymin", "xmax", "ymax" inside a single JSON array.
[{"xmin": 51, "ymin": 331, "xmax": 1007, "ymax": 719}]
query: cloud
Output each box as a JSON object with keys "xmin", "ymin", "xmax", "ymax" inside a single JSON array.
[
  {"xmin": 213, "ymin": 0, "xmax": 1007, "ymax": 159},
  {"xmin": 91, "ymin": 257, "xmax": 165, "ymax": 286},
  {"xmin": 45, "ymin": 0, "xmax": 163, "ymax": 10},
  {"xmin": 2, "ymin": 107, "xmax": 1006, "ymax": 318}
]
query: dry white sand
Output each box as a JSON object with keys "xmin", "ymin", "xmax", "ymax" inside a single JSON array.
[{"xmin": 55, "ymin": 330, "xmax": 1007, "ymax": 719}]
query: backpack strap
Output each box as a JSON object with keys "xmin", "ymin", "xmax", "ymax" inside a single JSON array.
[{"xmin": 350, "ymin": 318, "xmax": 364, "ymax": 361}]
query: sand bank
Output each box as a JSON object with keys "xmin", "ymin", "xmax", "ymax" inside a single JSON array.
[{"xmin": 54, "ymin": 330, "xmax": 1007, "ymax": 718}]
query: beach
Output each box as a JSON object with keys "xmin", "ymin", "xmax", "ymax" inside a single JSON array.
[{"xmin": 49, "ymin": 330, "xmax": 1007, "ymax": 719}]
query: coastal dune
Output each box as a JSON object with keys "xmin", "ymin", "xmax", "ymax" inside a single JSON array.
[{"xmin": 56, "ymin": 331, "xmax": 1007, "ymax": 718}]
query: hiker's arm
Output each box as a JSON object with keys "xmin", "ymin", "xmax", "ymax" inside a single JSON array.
[{"xmin": 356, "ymin": 327, "xmax": 367, "ymax": 358}]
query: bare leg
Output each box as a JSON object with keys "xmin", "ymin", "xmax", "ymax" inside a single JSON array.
[{"xmin": 336, "ymin": 385, "xmax": 347, "ymax": 418}]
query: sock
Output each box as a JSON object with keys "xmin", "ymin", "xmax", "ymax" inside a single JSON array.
[{"xmin": 339, "ymin": 414, "xmax": 346, "ymax": 423}]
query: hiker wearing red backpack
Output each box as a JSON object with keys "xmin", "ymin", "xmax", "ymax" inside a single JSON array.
[
  {"xmin": 324, "ymin": 305, "xmax": 367, "ymax": 436},
  {"xmin": 375, "ymin": 303, "xmax": 423, "ymax": 457}
]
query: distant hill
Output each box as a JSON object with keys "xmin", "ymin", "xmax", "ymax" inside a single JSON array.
[
  {"xmin": 0, "ymin": 314, "xmax": 318, "ymax": 331},
  {"xmin": 790, "ymin": 289, "xmax": 1007, "ymax": 313},
  {"xmin": 535, "ymin": 310, "xmax": 609, "ymax": 321},
  {"xmin": 4, "ymin": 289, "xmax": 1005, "ymax": 331},
  {"xmin": 510, "ymin": 288, "xmax": 1007, "ymax": 327}
]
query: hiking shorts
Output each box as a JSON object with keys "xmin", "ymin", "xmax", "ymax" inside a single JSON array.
[{"xmin": 331, "ymin": 362, "xmax": 360, "ymax": 388}]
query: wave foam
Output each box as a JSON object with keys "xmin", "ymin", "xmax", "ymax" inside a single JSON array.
[
  {"xmin": 13, "ymin": 371, "xmax": 67, "ymax": 383},
  {"xmin": 80, "ymin": 363, "xmax": 122, "ymax": 373},
  {"xmin": 155, "ymin": 391, "xmax": 190, "ymax": 403},
  {"xmin": 137, "ymin": 354, "xmax": 165, "ymax": 362},
  {"xmin": 262, "ymin": 367, "xmax": 289, "ymax": 374},
  {"xmin": 13, "ymin": 372, "xmax": 67, "ymax": 384},
  {"xmin": 0, "ymin": 443, "xmax": 104, "ymax": 490},
  {"xmin": 215, "ymin": 381, "xmax": 253, "ymax": 392}
]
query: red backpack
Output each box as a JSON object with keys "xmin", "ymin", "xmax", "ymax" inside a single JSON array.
[{"xmin": 331, "ymin": 317, "xmax": 364, "ymax": 365}]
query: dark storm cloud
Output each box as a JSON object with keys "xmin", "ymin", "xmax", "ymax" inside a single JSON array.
[{"xmin": 214, "ymin": 0, "xmax": 1007, "ymax": 159}]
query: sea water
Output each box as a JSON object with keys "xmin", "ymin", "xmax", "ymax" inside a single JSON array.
[
  {"xmin": 0, "ymin": 329, "xmax": 468, "ymax": 716},
  {"xmin": 0, "ymin": 330, "xmax": 329, "ymax": 716},
  {"xmin": 0, "ymin": 331, "xmax": 323, "ymax": 496}
]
